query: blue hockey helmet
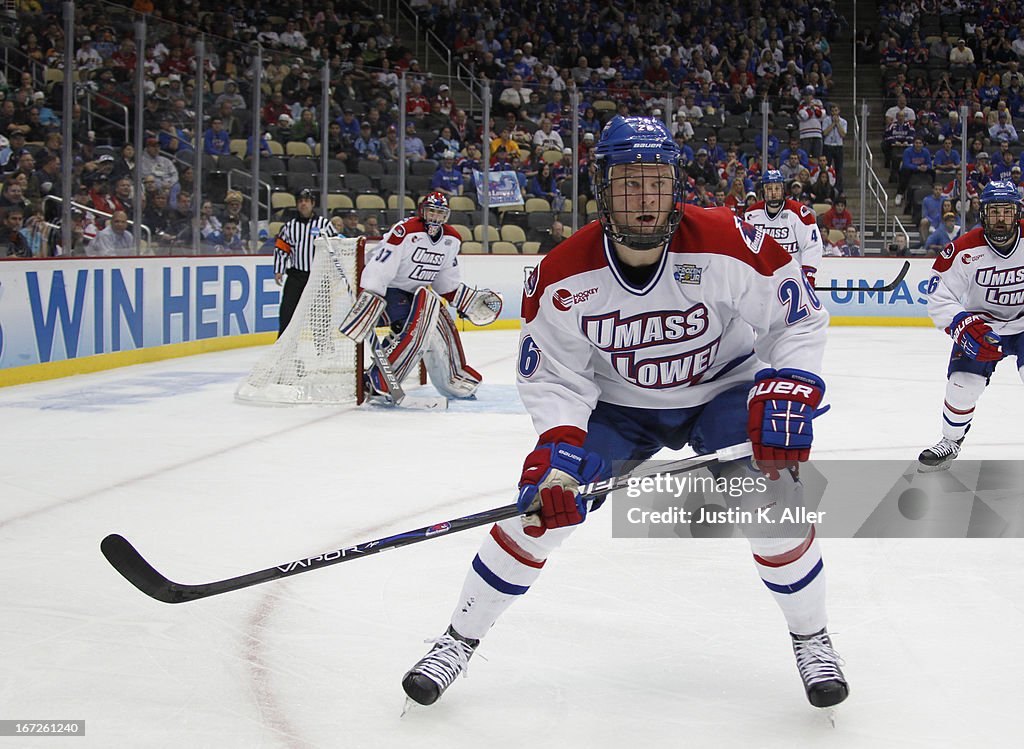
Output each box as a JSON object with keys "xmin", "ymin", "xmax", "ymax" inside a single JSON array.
[
  {"xmin": 761, "ymin": 169, "xmax": 786, "ymax": 211},
  {"xmin": 593, "ymin": 115, "xmax": 684, "ymax": 251},
  {"xmin": 419, "ymin": 190, "xmax": 450, "ymax": 229},
  {"xmin": 980, "ymin": 179, "xmax": 1022, "ymax": 249}
]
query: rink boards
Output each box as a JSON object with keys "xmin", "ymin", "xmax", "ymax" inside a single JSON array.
[{"xmin": 0, "ymin": 255, "xmax": 933, "ymax": 384}]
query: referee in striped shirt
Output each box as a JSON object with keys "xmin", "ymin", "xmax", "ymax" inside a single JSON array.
[{"xmin": 273, "ymin": 188, "xmax": 336, "ymax": 337}]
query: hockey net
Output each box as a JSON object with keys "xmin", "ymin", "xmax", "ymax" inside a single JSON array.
[{"xmin": 235, "ymin": 236, "xmax": 368, "ymax": 405}]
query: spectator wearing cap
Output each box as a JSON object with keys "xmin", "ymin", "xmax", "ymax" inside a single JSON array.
[
  {"xmin": 989, "ymin": 111, "xmax": 1020, "ymax": 144},
  {"xmin": 949, "ymin": 38, "xmax": 975, "ymax": 79},
  {"xmin": 336, "ymin": 209, "xmax": 362, "ymax": 239},
  {"xmin": 139, "ymin": 137, "xmax": 178, "ymax": 192},
  {"xmin": 434, "ymin": 84, "xmax": 454, "ymax": 117},
  {"xmin": 971, "ymin": 151, "xmax": 993, "ymax": 187},
  {"xmin": 353, "ymin": 123, "xmax": 381, "ymax": 162},
  {"xmin": 76, "ymin": 35, "xmax": 103, "ymax": 70},
  {"xmin": 925, "ymin": 211, "xmax": 961, "ymax": 255},
  {"xmin": 219, "ymin": 190, "xmax": 250, "ymax": 241},
  {"xmin": 337, "ymin": 108, "xmax": 361, "ymax": 143},
  {"xmin": 431, "ymin": 151, "xmax": 464, "ymax": 196},
  {"xmin": 157, "ymin": 114, "xmax": 192, "ymax": 156},
  {"xmin": 272, "ymin": 112, "xmax": 294, "ymax": 143},
  {"xmin": 214, "ymin": 80, "xmax": 246, "ymax": 112},
  {"xmin": 687, "ymin": 148, "xmax": 721, "ymax": 188}
]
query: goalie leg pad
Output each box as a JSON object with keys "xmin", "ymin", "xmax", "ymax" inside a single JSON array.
[
  {"xmin": 366, "ymin": 287, "xmax": 442, "ymax": 394},
  {"xmin": 338, "ymin": 290, "xmax": 386, "ymax": 342},
  {"xmin": 424, "ymin": 305, "xmax": 483, "ymax": 398}
]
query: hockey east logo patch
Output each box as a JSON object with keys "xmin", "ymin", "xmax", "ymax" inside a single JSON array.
[
  {"xmin": 552, "ymin": 286, "xmax": 599, "ymax": 311},
  {"xmin": 673, "ymin": 264, "xmax": 703, "ymax": 285}
]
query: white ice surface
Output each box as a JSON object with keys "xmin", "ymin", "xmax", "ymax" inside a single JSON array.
[{"xmin": 1, "ymin": 328, "xmax": 1022, "ymax": 748}]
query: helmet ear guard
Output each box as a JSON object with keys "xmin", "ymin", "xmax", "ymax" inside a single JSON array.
[{"xmin": 593, "ymin": 115, "xmax": 684, "ymax": 251}]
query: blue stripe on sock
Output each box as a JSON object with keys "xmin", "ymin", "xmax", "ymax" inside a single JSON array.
[
  {"xmin": 472, "ymin": 554, "xmax": 530, "ymax": 595},
  {"xmin": 943, "ymin": 414, "xmax": 972, "ymax": 428},
  {"xmin": 762, "ymin": 557, "xmax": 824, "ymax": 594}
]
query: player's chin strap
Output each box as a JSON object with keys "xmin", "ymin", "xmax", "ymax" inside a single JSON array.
[{"xmin": 450, "ymin": 283, "xmax": 503, "ymax": 326}]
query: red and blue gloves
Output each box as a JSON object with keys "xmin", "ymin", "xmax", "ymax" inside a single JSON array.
[
  {"xmin": 948, "ymin": 312, "xmax": 1003, "ymax": 362},
  {"xmin": 747, "ymin": 368, "xmax": 827, "ymax": 479},
  {"xmin": 517, "ymin": 432, "xmax": 606, "ymax": 538}
]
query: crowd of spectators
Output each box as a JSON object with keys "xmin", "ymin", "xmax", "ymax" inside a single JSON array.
[
  {"xmin": 875, "ymin": 1, "xmax": 1024, "ymax": 251},
  {"xmin": 0, "ymin": 0, "xmax": 867, "ymax": 259}
]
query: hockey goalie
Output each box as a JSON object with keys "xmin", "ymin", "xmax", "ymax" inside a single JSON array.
[{"xmin": 339, "ymin": 192, "xmax": 503, "ymax": 400}]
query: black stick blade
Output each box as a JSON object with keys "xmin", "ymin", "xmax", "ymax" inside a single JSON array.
[{"xmin": 101, "ymin": 534, "xmax": 185, "ymax": 604}]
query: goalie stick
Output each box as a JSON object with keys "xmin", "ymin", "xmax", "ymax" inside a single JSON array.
[
  {"xmin": 813, "ymin": 259, "xmax": 911, "ymax": 293},
  {"xmin": 100, "ymin": 442, "xmax": 753, "ymax": 604}
]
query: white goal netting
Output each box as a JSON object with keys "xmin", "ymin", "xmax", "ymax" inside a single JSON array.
[{"xmin": 235, "ymin": 236, "xmax": 364, "ymax": 405}]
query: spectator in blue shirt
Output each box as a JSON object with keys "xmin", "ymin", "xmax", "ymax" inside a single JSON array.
[
  {"xmin": 354, "ymin": 123, "xmax": 381, "ymax": 161},
  {"xmin": 919, "ymin": 182, "xmax": 945, "ymax": 239},
  {"xmin": 203, "ymin": 118, "xmax": 232, "ymax": 157},
  {"xmin": 430, "ymin": 151, "xmax": 464, "ymax": 196},
  {"xmin": 932, "ymin": 138, "xmax": 960, "ymax": 180},
  {"xmin": 898, "ymin": 136, "xmax": 932, "ymax": 203},
  {"xmin": 924, "ymin": 212, "xmax": 960, "ymax": 255}
]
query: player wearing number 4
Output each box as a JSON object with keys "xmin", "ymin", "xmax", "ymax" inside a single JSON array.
[
  {"xmin": 338, "ymin": 191, "xmax": 502, "ymax": 399},
  {"xmin": 402, "ymin": 117, "xmax": 848, "ymax": 710},
  {"xmin": 919, "ymin": 180, "xmax": 1024, "ymax": 470},
  {"xmin": 743, "ymin": 169, "xmax": 824, "ymax": 287}
]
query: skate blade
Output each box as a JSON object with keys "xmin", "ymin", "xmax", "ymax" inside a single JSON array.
[
  {"xmin": 400, "ymin": 696, "xmax": 417, "ymax": 718},
  {"xmin": 366, "ymin": 394, "xmax": 449, "ymax": 411},
  {"xmin": 917, "ymin": 461, "xmax": 953, "ymax": 473}
]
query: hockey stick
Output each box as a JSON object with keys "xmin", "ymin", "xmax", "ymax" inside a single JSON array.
[
  {"xmin": 813, "ymin": 259, "xmax": 911, "ymax": 293},
  {"xmin": 100, "ymin": 442, "xmax": 753, "ymax": 604}
]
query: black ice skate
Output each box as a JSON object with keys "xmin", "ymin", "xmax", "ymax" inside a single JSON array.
[
  {"xmin": 791, "ymin": 628, "xmax": 849, "ymax": 708},
  {"xmin": 918, "ymin": 436, "xmax": 964, "ymax": 472},
  {"xmin": 402, "ymin": 626, "xmax": 479, "ymax": 706}
]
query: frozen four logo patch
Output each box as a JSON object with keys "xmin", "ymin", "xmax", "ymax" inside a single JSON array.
[{"xmin": 673, "ymin": 264, "xmax": 702, "ymax": 285}]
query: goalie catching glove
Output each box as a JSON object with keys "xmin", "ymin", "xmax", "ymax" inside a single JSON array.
[
  {"xmin": 338, "ymin": 290, "xmax": 387, "ymax": 342},
  {"xmin": 449, "ymin": 283, "xmax": 503, "ymax": 326},
  {"xmin": 747, "ymin": 368, "xmax": 827, "ymax": 480},
  {"xmin": 516, "ymin": 428, "xmax": 606, "ymax": 538},
  {"xmin": 947, "ymin": 312, "xmax": 1002, "ymax": 362}
]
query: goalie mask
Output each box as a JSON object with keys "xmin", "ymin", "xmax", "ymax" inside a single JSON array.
[
  {"xmin": 420, "ymin": 191, "xmax": 451, "ymax": 231},
  {"xmin": 594, "ymin": 115, "xmax": 684, "ymax": 251},
  {"xmin": 980, "ymin": 179, "xmax": 1022, "ymax": 253},
  {"xmin": 761, "ymin": 169, "xmax": 786, "ymax": 214}
]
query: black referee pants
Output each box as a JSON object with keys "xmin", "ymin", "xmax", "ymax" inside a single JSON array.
[{"xmin": 278, "ymin": 268, "xmax": 310, "ymax": 337}]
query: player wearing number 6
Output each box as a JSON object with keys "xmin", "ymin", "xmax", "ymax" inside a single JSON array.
[
  {"xmin": 919, "ymin": 180, "xmax": 1024, "ymax": 470},
  {"xmin": 401, "ymin": 116, "xmax": 847, "ymax": 711}
]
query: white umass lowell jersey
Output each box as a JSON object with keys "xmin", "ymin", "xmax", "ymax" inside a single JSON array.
[
  {"xmin": 744, "ymin": 199, "xmax": 824, "ymax": 271},
  {"xmin": 927, "ymin": 222, "xmax": 1024, "ymax": 334},
  {"xmin": 518, "ymin": 209, "xmax": 829, "ymax": 436},
  {"xmin": 360, "ymin": 216, "xmax": 462, "ymax": 297}
]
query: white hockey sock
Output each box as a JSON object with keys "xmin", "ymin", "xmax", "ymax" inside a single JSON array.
[
  {"xmin": 941, "ymin": 371, "xmax": 986, "ymax": 441},
  {"xmin": 450, "ymin": 519, "xmax": 571, "ymax": 640},
  {"xmin": 750, "ymin": 528, "xmax": 827, "ymax": 635}
]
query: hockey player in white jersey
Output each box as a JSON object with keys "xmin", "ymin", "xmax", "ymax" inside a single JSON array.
[
  {"xmin": 743, "ymin": 169, "xmax": 824, "ymax": 286},
  {"xmin": 402, "ymin": 117, "xmax": 847, "ymax": 710},
  {"xmin": 919, "ymin": 180, "xmax": 1024, "ymax": 470},
  {"xmin": 338, "ymin": 191, "xmax": 502, "ymax": 399}
]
